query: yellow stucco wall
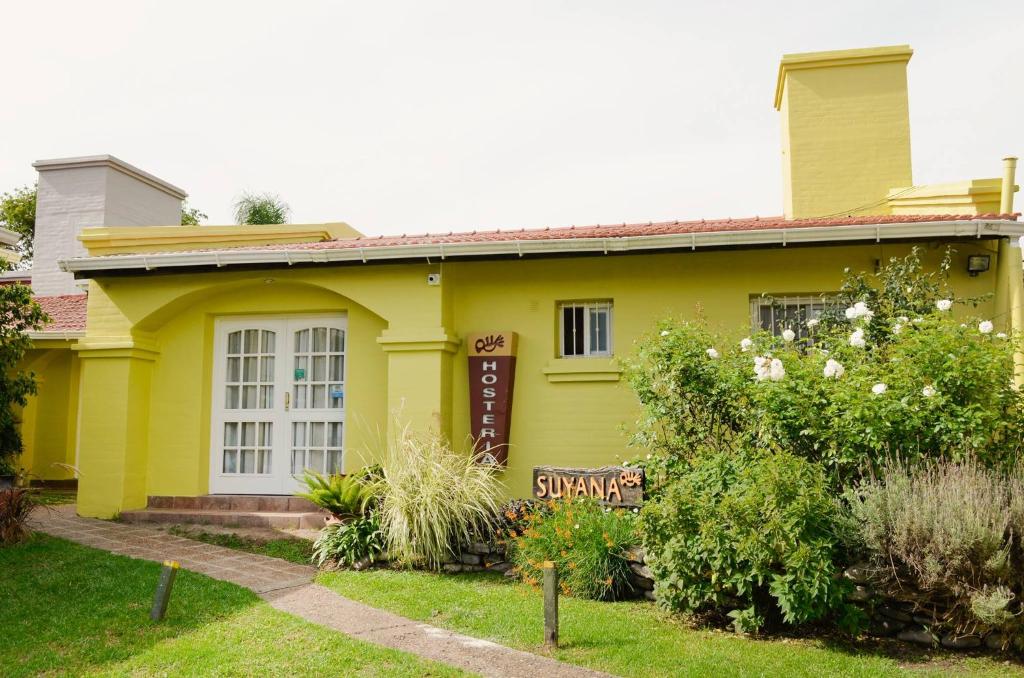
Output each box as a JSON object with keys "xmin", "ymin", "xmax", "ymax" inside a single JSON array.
[
  {"xmin": 447, "ymin": 241, "xmax": 999, "ymax": 497},
  {"xmin": 16, "ymin": 346, "xmax": 80, "ymax": 480},
  {"xmin": 68, "ymin": 238, "xmax": 1006, "ymax": 516}
]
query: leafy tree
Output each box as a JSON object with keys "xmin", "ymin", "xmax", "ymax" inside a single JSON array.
[
  {"xmin": 0, "ymin": 185, "xmax": 36, "ymax": 266},
  {"xmin": 0, "ymin": 282, "xmax": 48, "ymax": 476},
  {"xmin": 180, "ymin": 201, "xmax": 207, "ymax": 226},
  {"xmin": 232, "ymin": 192, "xmax": 290, "ymax": 225}
]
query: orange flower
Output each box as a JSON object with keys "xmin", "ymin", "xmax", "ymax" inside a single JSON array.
[{"xmin": 567, "ymin": 561, "xmax": 577, "ymax": 570}]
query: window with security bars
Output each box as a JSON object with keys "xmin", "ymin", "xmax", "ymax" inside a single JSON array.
[
  {"xmin": 560, "ymin": 301, "xmax": 612, "ymax": 357},
  {"xmin": 750, "ymin": 295, "xmax": 834, "ymax": 340}
]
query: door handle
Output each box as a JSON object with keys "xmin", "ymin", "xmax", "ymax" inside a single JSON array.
[{"xmin": 284, "ymin": 391, "xmax": 291, "ymax": 411}]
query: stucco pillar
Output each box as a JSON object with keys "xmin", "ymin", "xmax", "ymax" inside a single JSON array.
[
  {"xmin": 73, "ymin": 343, "xmax": 157, "ymax": 518},
  {"xmin": 994, "ymin": 237, "xmax": 1024, "ymax": 383},
  {"xmin": 377, "ymin": 328, "xmax": 460, "ymax": 440}
]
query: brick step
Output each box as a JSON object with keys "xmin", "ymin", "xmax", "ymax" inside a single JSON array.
[
  {"xmin": 120, "ymin": 507, "xmax": 328, "ymax": 530},
  {"xmin": 147, "ymin": 495, "xmax": 318, "ymax": 513}
]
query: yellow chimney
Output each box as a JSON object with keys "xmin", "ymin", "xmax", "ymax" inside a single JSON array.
[{"xmin": 775, "ymin": 45, "xmax": 914, "ymax": 219}]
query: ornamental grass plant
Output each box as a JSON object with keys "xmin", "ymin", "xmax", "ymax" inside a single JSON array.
[
  {"xmin": 370, "ymin": 425, "xmax": 504, "ymax": 569},
  {"xmin": 509, "ymin": 496, "xmax": 638, "ymax": 601},
  {"xmin": 0, "ymin": 488, "xmax": 36, "ymax": 545}
]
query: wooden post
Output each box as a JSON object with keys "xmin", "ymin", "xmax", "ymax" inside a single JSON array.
[
  {"xmin": 542, "ymin": 560, "xmax": 558, "ymax": 647},
  {"xmin": 150, "ymin": 560, "xmax": 179, "ymax": 621}
]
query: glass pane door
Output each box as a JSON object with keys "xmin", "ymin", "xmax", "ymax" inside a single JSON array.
[{"xmin": 289, "ymin": 323, "xmax": 346, "ymax": 478}]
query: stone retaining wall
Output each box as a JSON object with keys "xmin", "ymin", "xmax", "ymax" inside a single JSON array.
[
  {"xmin": 441, "ymin": 543, "xmax": 657, "ymax": 600},
  {"xmin": 844, "ymin": 563, "xmax": 1009, "ymax": 652}
]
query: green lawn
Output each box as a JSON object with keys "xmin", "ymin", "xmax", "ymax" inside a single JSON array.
[
  {"xmin": 166, "ymin": 526, "xmax": 314, "ymax": 565},
  {"xmin": 318, "ymin": 569, "xmax": 1023, "ymax": 678},
  {"xmin": 0, "ymin": 536, "xmax": 465, "ymax": 677}
]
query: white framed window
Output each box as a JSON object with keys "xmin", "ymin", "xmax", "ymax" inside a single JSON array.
[
  {"xmin": 560, "ymin": 301, "xmax": 612, "ymax": 357},
  {"xmin": 750, "ymin": 294, "xmax": 833, "ymax": 340}
]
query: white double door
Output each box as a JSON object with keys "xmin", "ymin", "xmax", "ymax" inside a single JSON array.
[{"xmin": 210, "ymin": 315, "xmax": 347, "ymax": 495}]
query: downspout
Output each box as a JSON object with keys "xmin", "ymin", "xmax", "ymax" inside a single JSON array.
[{"xmin": 1001, "ymin": 156, "xmax": 1018, "ymax": 214}]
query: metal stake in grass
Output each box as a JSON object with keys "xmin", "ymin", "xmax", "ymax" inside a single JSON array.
[
  {"xmin": 150, "ymin": 560, "xmax": 180, "ymax": 621},
  {"xmin": 542, "ymin": 560, "xmax": 558, "ymax": 648}
]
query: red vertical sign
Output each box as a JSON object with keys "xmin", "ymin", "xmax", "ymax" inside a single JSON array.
[{"xmin": 467, "ymin": 331, "xmax": 518, "ymax": 467}]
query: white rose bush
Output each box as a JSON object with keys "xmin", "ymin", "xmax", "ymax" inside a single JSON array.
[{"xmin": 628, "ymin": 248, "xmax": 1024, "ymax": 486}]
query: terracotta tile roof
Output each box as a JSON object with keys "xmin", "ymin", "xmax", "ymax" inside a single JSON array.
[
  {"xmin": 33, "ymin": 294, "xmax": 88, "ymax": 333},
  {"xmin": 181, "ymin": 213, "xmax": 1021, "ymax": 254}
]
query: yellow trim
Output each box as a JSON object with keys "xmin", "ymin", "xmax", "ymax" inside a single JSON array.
[
  {"xmin": 78, "ymin": 223, "xmax": 362, "ymax": 255},
  {"xmin": 774, "ymin": 44, "xmax": 913, "ymax": 110},
  {"xmin": 542, "ymin": 358, "xmax": 622, "ymax": 383},
  {"xmin": 887, "ymin": 179, "xmax": 1010, "ymax": 216},
  {"xmin": 377, "ymin": 329, "xmax": 461, "ymax": 354}
]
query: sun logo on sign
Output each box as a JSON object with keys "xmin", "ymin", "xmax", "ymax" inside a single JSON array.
[
  {"xmin": 620, "ymin": 469, "xmax": 643, "ymax": 487},
  {"xmin": 474, "ymin": 334, "xmax": 505, "ymax": 353}
]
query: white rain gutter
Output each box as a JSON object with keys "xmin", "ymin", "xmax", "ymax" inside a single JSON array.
[
  {"xmin": 59, "ymin": 220, "xmax": 1024, "ymax": 275},
  {"xmin": 28, "ymin": 330, "xmax": 86, "ymax": 341}
]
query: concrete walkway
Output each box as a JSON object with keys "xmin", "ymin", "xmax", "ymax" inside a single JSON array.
[{"xmin": 32, "ymin": 505, "xmax": 610, "ymax": 678}]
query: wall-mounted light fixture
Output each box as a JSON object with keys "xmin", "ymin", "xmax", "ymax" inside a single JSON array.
[{"xmin": 967, "ymin": 254, "xmax": 991, "ymax": 277}]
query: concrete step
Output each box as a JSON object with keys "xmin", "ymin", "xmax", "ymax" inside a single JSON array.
[
  {"xmin": 120, "ymin": 507, "xmax": 328, "ymax": 530},
  {"xmin": 147, "ymin": 494, "xmax": 318, "ymax": 513}
]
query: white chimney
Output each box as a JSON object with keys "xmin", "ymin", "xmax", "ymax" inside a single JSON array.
[{"xmin": 31, "ymin": 155, "xmax": 186, "ymax": 296}]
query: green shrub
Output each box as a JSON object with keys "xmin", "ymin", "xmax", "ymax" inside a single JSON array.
[
  {"xmin": 312, "ymin": 514, "xmax": 386, "ymax": 568},
  {"xmin": 844, "ymin": 459, "xmax": 1024, "ymax": 644},
  {"xmin": 626, "ymin": 248, "xmax": 1024, "ymax": 488},
  {"xmin": 296, "ymin": 470, "xmax": 376, "ymax": 519},
  {"xmin": 370, "ymin": 425, "xmax": 504, "ymax": 569},
  {"xmin": 510, "ymin": 496, "xmax": 638, "ymax": 601},
  {"xmin": 640, "ymin": 449, "xmax": 850, "ymax": 632},
  {"xmin": 0, "ymin": 488, "xmax": 36, "ymax": 545}
]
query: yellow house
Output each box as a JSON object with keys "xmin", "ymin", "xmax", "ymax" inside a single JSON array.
[{"xmin": 12, "ymin": 45, "xmax": 1022, "ymax": 519}]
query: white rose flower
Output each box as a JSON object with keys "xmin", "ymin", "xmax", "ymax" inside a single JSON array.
[
  {"xmin": 849, "ymin": 328, "xmax": 867, "ymax": 348},
  {"xmin": 936, "ymin": 299, "xmax": 953, "ymax": 312},
  {"xmin": 997, "ymin": 332, "xmax": 1008, "ymax": 340},
  {"xmin": 898, "ymin": 316, "xmax": 909, "ymax": 323},
  {"xmin": 823, "ymin": 358, "xmax": 845, "ymax": 379},
  {"xmin": 806, "ymin": 318, "xmax": 820, "ymax": 328},
  {"xmin": 660, "ymin": 330, "xmax": 670, "ymax": 337},
  {"xmin": 769, "ymin": 358, "xmax": 785, "ymax": 382},
  {"xmin": 853, "ymin": 301, "xmax": 874, "ymax": 322},
  {"xmin": 753, "ymin": 356, "xmax": 770, "ymax": 381},
  {"xmin": 979, "ymin": 320, "xmax": 994, "ymax": 334},
  {"xmin": 922, "ymin": 385, "xmax": 937, "ymax": 398},
  {"xmin": 740, "ymin": 337, "xmax": 753, "ymax": 352},
  {"xmin": 781, "ymin": 328, "xmax": 796, "ymax": 342},
  {"xmin": 893, "ymin": 323, "xmax": 903, "ymax": 335},
  {"xmin": 871, "ymin": 383, "xmax": 887, "ymax": 395},
  {"xmin": 845, "ymin": 307, "xmax": 857, "ymax": 320},
  {"xmin": 706, "ymin": 347, "xmax": 720, "ymax": 359}
]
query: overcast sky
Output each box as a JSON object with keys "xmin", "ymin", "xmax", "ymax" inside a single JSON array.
[{"xmin": 1, "ymin": 1, "xmax": 1021, "ymax": 235}]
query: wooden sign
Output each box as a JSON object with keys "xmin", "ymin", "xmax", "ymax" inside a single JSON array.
[
  {"xmin": 533, "ymin": 466, "xmax": 645, "ymax": 507},
  {"xmin": 467, "ymin": 331, "xmax": 518, "ymax": 467}
]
